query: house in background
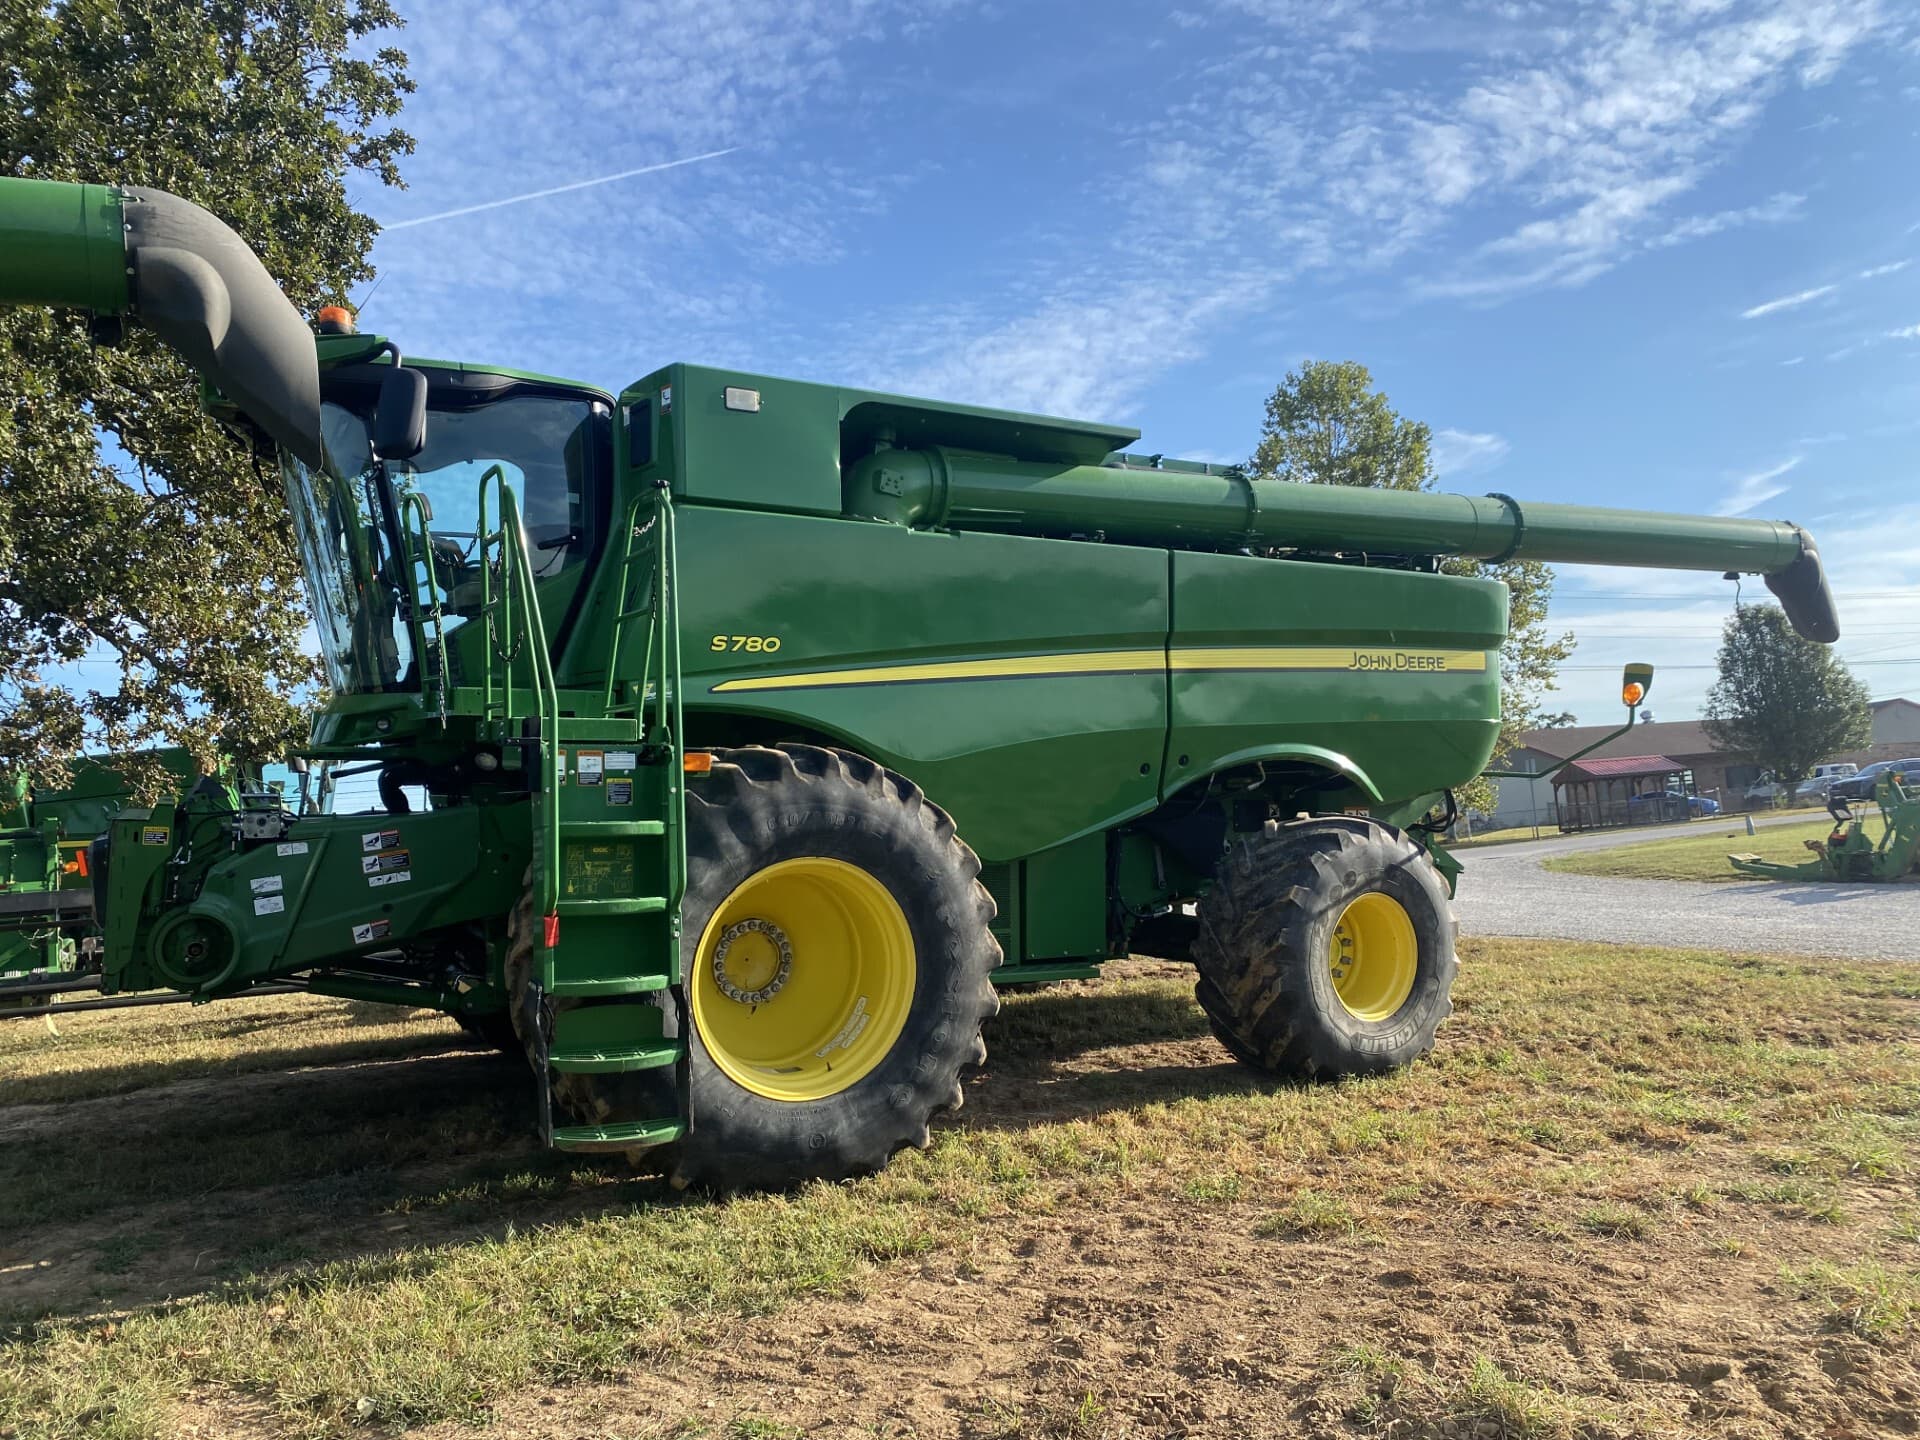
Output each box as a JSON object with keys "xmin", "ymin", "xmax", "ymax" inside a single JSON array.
[
  {"xmin": 1482, "ymin": 695, "xmax": 1920, "ymax": 831},
  {"xmin": 1868, "ymin": 697, "xmax": 1920, "ymax": 749},
  {"xmin": 1487, "ymin": 720, "xmax": 1733, "ymax": 831}
]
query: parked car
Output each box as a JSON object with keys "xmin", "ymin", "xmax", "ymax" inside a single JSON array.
[
  {"xmin": 1794, "ymin": 762, "xmax": 1860, "ymax": 803},
  {"xmin": 1626, "ymin": 788, "xmax": 1719, "ymax": 822},
  {"xmin": 1830, "ymin": 758, "xmax": 1920, "ymax": 803},
  {"xmin": 1744, "ymin": 773, "xmax": 1787, "ymax": 806}
]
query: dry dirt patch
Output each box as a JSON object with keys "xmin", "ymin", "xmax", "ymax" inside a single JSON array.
[{"xmin": 0, "ymin": 941, "xmax": 1915, "ymax": 1439}]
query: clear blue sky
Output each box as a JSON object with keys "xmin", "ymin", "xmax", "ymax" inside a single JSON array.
[{"xmin": 352, "ymin": 0, "xmax": 1920, "ymax": 724}]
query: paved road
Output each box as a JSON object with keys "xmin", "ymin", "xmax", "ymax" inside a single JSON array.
[{"xmin": 1453, "ymin": 816, "xmax": 1920, "ymax": 961}]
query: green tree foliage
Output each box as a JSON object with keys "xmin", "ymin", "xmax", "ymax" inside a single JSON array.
[
  {"xmin": 0, "ymin": 0, "xmax": 412, "ymax": 795},
  {"xmin": 1702, "ymin": 605, "xmax": 1870, "ymax": 786},
  {"xmin": 1249, "ymin": 360, "xmax": 1574, "ymax": 814}
]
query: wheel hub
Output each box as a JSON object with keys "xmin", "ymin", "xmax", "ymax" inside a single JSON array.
[
  {"xmin": 1326, "ymin": 892, "xmax": 1418, "ymax": 1022},
  {"xmin": 711, "ymin": 916, "xmax": 793, "ymax": 1005}
]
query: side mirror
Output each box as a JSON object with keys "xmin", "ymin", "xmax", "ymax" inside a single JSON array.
[
  {"xmin": 1620, "ymin": 662, "xmax": 1654, "ymax": 710},
  {"xmin": 372, "ymin": 366, "xmax": 428, "ymax": 461}
]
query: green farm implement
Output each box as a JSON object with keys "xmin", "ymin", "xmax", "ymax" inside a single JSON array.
[
  {"xmin": 1729, "ymin": 774, "xmax": 1920, "ymax": 882},
  {"xmin": 0, "ymin": 751, "xmax": 248, "ymax": 1006},
  {"xmin": 0, "ymin": 178, "xmax": 1844, "ymax": 1187}
]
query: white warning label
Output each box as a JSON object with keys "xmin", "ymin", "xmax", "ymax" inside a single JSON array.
[
  {"xmin": 250, "ymin": 874, "xmax": 284, "ymax": 896},
  {"xmin": 253, "ymin": 894, "xmax": 286, "ymax": 916}
]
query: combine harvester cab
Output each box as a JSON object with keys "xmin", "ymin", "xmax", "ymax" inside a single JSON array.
[{"xmin": 0, "ymin": 177, "xmax": 1844, "ymax": 1188}]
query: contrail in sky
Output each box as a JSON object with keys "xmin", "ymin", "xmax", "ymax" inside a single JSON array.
[{"xmin": 381, "ymin": 147, "xmax": 740, "ymax": 231}]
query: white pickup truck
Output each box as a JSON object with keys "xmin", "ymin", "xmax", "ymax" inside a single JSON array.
[{"xmin": 1794, "ymin": 762, "xmax": 1860, "ymax": 803}]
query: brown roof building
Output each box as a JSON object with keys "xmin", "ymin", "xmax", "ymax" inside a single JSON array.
[{"xmin": 1483, "ymin": 697, "xmax": 1920, "ymax": 830}]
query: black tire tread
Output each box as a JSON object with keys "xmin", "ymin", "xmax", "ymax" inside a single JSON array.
[{"xmin": 1192, "ymin": 817, "xmax": 1457, "ymax": 1080}]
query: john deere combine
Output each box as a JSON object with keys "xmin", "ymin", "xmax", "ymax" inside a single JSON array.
[{"xmin": 0, "ymin": 178, "xmax": 1842, "ymax": 1187}]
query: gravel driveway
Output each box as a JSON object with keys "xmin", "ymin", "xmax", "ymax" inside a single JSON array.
[{"xmin": 1452, "ymin": 819, "xmax": 1920, "ymax": 961}]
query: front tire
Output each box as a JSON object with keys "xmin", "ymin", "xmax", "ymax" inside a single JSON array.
[
  {"xmin": 1192, "ymin": 817, "xmax": 1456, "ymax": 1079},
  {"xmin": 543, "ymin": 744, "xmax": 1001, "ymax": 1191}
]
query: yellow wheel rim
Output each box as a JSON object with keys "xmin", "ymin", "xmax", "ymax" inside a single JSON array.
[
  {"xmin": 1327, "ymin": 892, "xmax": 1418, "ymax": 1022},
  {"xmin": 690, "ymin": 857, "xmax": 916, "ymax": 1101}
]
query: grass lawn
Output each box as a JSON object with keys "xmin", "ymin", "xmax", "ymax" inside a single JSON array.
[
  {"xmin": 1542, "ymin": 817, "xmax": 1844, "ymax": 883},
  {"xmin": 1, "ymin": 940, "xmax": 1915, "ymax": 1439}
]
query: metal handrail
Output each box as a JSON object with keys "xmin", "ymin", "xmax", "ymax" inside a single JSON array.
[
  {"xmin": 475, "ymin": 465, "xmax": 563, "ymax": 912},
  {"xmin": 396, "ymin": 489, "xmax": 451, "ymax": 726}
]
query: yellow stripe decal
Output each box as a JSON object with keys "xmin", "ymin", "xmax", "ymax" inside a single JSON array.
[
  {"xmin": 709, "ymin": 649, "xmax": 1166, "ymax": 692},
  {"xmin": 710, "ymin": 646, "xmax": 1486, "ymax": 693}
]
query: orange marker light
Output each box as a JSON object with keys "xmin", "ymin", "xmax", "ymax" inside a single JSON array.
[
  {"xmin": 315, "ymin": 305, "xmax": 356, "ymax": 335},
  {"xmin": 1622, "ymin": 682, "xmax": 1646, "ymax": 707},
  {"xmin": 683, "ymin": 751, "xmax": 714, "ymax": 774}
]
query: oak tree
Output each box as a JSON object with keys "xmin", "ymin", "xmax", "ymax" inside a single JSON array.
[{"xmin": 0, "ymin": 0, "xmax": 412, "ymax": 796}]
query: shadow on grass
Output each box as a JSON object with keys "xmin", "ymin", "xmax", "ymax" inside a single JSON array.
[
  {"xmin": 0, "ymin": 974, "xmax": 1284, "ymax": 1326},
  {"xmin": 0, "ymin": 1026, "xmax": 501, "ymax": 1109}
]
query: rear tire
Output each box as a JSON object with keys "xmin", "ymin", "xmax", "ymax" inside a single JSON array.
[
  {"xmin": 1193, "ymin": 817, "xmax": 1456, "ymax": 1079},
  {"xmin": 526, "ymin": 744, "xmax": 1001, "ymax": 1191}
]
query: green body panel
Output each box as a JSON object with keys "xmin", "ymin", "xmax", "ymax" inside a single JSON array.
[
  {"xmin": 1020, "ymin": 834, "xmax": 1108, "ymax": 960},
  {"xmin": 671, "ymin": 506, "xmax": 1168, "ymax": 860},
  {"xmin": 106, "ymin": 803, "xmax": 527, "ymax": 995},
  {"xmin": 1166, "ymin": 553, "xmax": 1505, "ymax": 801}
]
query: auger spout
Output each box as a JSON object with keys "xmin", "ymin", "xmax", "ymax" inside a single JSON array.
[{"xmin": 0, "ymin": 177, "xmax": 322, "ymax": 465}]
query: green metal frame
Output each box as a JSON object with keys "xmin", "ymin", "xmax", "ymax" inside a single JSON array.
[{"xmin": 1729, "ymin": 775, "xmax": 1920, "ymax": 882}]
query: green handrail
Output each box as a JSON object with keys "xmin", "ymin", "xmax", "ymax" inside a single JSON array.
[
  {"xmin": 475, "ymin": 465, "xmax": 562, "ymax": 914},
  {"xmin": 657, "ymin": 490, "xmax": 687, "ymax": 912},
  {"xmin": 396, "ymin": 489, "xmax": 451, "ymax": 726}
]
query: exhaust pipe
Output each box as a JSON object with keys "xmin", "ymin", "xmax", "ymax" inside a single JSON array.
[{"xmin": 0, "ymin": 177, "xmax": 322, "ymax": 466}]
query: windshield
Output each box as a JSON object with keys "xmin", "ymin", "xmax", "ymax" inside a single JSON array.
[{"xmin": 281, "ymin": 385, "xmax": 607, "ymax": 694}]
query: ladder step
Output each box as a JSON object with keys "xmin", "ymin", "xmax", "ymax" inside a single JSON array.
[
  {"xmin": 551, "ymin": 1119, "xmax": 685, "ymax": 1151},
  {"xmin": 546, "ymin": 974, "xmax": 670, "ymax": 997},
  {"xmin": 549, "ymin": 1041, "xmax": 681, "ymax": 1074},
  {"xmin": 555, "ymin": 896, "xmax": 668, "ymax": 916},
  {"xmin": 561, "ymin": 820, "xmax": 666, "ymax": 838}
]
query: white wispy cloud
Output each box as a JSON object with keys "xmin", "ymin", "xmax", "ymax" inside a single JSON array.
[
  {"xmin": 1859, "ymin": 259, "xmax": 1912, "ymax": 278},
  {"xmin": 1781, "ymin": 355, "xmax": 1805, "ymax": 365},
  {"xmin": 1888, "ymin": 323, "xmax": 1920, "ymax": 340},
  {"xmin": 1646, "ymin": 192, "xmax": 1805, "ymax": 250},
  {"xmin": 1431, "ymin": 429, "xmax": 1511, "ymax": 478},
  {"xmin": 1740, "ymin": 284, "xmax": 1839, "ymax": 319},
  {"xmin": 1715, "ymin": 457, "xmax": 1801, "ymax": 516}
]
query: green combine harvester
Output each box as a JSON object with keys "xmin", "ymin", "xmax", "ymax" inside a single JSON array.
[{"xmin": 0, "ymin": 178, "xmax": 1843, "ymax": 1187}]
